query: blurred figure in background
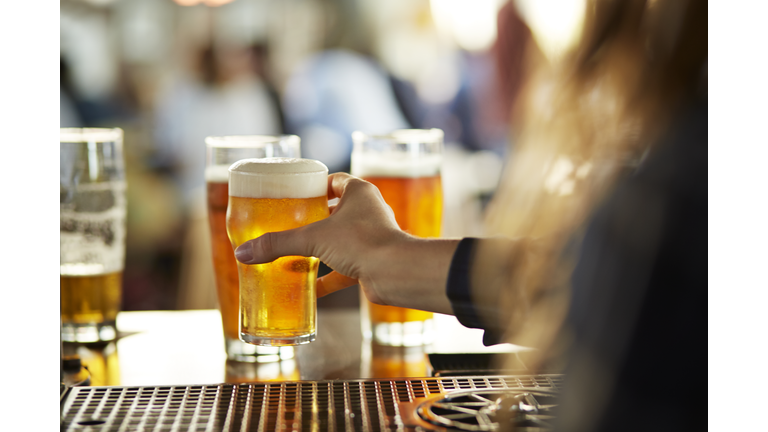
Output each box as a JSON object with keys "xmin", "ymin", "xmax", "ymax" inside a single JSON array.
[
  {"xmin": 280, "ymin": 0, "xmax": 410, "ymax": 174},
  {"xmin": 282, "ymin": 49, "xmax": 410, "ymax": 174},
  {"xmin": 492, "ymin": 0, "xmax": 538, "ymax": 144},
  {"xmin": 154, "ymin": 42, "xmax": 282, "ymax": 201},
  {"xmin": 60, "ymin": 57, "xmax": 83, "ymax": 128}
]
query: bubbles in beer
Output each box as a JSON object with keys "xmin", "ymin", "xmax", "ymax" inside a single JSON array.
[{"xmin": 283, "ymin": 258, "xmax": 310, "ymax": 273}]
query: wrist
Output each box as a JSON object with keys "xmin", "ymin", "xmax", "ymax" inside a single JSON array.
[{"xmin": 365, "ymin": 236, "xmax": 460, "ymax": 315}]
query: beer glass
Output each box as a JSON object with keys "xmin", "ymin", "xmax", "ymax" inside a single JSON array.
[
  {"xmin": 206, "ymin": 136, "xmax": 301, "ymax": 361},
  {"xmin": 226, "ymin": 158, "xmax": 329, "ymax": 346},
  {"xmin": 351, "ymin": 129, "xmax": 444, "ymax": 346},
  {"xmin": 361, "ymin": 343, "xmax": 429, "ymax": 378},
  {"xmin": 60, "ymin": 128, "xmax": 126, "ymax": 343}
]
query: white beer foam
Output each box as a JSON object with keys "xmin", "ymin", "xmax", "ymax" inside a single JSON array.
[
  {"xmin": 350, "ymin": 153, "xmax": 442, "ymax": 178},
  {"xmin": 205, "ymin": 165, "xmax": 230, "ymax": 183},
  {"xmin": 60, "ymin": 128, "xmax": 123, "ymax": 143},
  {"xmin": 228, "ymin": 158, "xmax": 328, "ymax": 198}
]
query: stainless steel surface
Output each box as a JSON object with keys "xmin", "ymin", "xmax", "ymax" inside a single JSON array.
[{"xmin": 61, "ymin": 375, "xmax": 562, "ymax": 431}]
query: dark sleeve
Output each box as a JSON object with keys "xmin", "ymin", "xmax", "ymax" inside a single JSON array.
[{"xmin": 446, "ymin": 237, "xmax": 506, "ymax": 346}]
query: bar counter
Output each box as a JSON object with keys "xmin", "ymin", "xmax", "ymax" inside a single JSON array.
[{"xmin": 63, "ymin": 308, "xmax": 526, "ymax": 388}]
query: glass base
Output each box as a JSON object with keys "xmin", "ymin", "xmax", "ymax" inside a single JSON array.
[
  {"xmin": 225, "ymin": 337, "xmax": 294, "ymax": 363},
  {"xmin": 61, "ymin": 322, "xmax": 117, "ymax": 343},
  {"xmin": 365, "ymin": 320, "xmax": 435, "ymax": 347},
  {"xmin": 240, "ymin": 332, "xmax": 316, "ymax": 347}
]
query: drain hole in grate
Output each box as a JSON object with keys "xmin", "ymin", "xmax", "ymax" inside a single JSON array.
[{"xmin": 77, "ymin": 419, "xmax": 106, "ymax": 426}]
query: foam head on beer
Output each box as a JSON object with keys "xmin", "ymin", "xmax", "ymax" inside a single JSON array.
[
  {"xmin": 351, "ymin": 129, "xmax": 443, "ymax": 179},
  {"xmin": 228, "ymin": 158, "xmax": 328, "ymax": 199},
  {"xmin": 205, "ymin": 164, "xmax": 230, "ymax": 185}
]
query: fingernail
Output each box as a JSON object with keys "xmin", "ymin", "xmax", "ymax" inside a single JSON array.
[{"xmin": 235, "ymin": 244, "xmax": 253, "ymax": 263}]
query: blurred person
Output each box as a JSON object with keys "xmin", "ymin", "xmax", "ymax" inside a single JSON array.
[
  {"xmin": 278, "ymin": 0, "xmax": 410, "ymax": 173},
  {"xmin": 427, "ymin": 1, "xmax": 539, "ymax": 156},
  {"xmin": 234, "ymin": 0, "xmax": 707, "ymax": 430},
  {"xmin": 282, "ymin": 49, "xmax": 410, "ymax": 174},
  {"xmin": 60, "ymin": 57, "xmax": 83, "ymax": 127},
  {"xmin": 492, "ymin": 0, "xmax": 538, "ymax": 141},
  {"xmin": 59, "ymin": 57, "xmax": 139, "ymax": 128},
  {"xmin": 249, "ymin": 43, "xmax": 286, "ymax": 133},
  {"xmin": 154, "ymin": 42, "xmax": 282, "ymax": 201}
]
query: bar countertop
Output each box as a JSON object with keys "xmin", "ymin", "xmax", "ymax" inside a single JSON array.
[{"xmin": 64, "ymin": 308, "xmax": 528, "ymax": 387}]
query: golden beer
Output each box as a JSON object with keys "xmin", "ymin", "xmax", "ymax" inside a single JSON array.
[
  {"xmin": 351, "ymin": 128, "xmax": 444, "ymax": 346},
  {"xmin": 364, "ymin": 344, "xmax": 429, "ymax": 378},
  {"xmin": 205, "ymin": 135, "xmax": 301, "ymax": 360},
  {"xmin": 60, "ymin": 272, "xmax": 122, "ymax": 325},
  {"xmin": 226, "ymin": 158, "xmax": 329, "ymax": 346}
]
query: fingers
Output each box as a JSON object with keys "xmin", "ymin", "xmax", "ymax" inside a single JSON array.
[
  {"xmin": 328, "ymin": 172, "xmax": 368, "ymax": 201},
  {"xmin": 235, "ymin": 228, "xmax": 313, "ymax": 265},
  {"xmin": 327, "ymin": 172, "xmax": 350, "ymax": 200},
  {"xmin": 316, "ymin": 271, "xmax": 359, "ymax": 298}
]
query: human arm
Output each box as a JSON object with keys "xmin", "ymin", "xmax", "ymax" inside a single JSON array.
[{"xmin": 233, "ymin": 172, "xmax": 460, "ymax": 315}]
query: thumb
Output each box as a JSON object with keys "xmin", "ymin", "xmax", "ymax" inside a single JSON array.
[{"xmin": 234, "ymin": 228, "xmax": 312, "ymax": 264}]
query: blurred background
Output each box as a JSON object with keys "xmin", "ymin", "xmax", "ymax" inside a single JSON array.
[{"xmin": 60, "ymin": 0, "xmax": 563, "ymax": 312}]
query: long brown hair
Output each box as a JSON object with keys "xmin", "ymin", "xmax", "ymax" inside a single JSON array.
[{"xmin": 474, "ymin": 0, "xmax": 707, "ymax": 370}]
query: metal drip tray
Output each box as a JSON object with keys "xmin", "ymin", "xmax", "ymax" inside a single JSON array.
[
  {"xmin": 60, "ymin": 374, "xmax": 562, "ymax": 431},
  {"xmin": 416, "ymin": 388, "xmax": 558, "ymax": 431}
]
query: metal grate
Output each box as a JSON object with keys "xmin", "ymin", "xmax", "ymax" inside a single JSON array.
[
  {"xmin": 61, "ymin": 375, "xmax": 562, "ymax": 431},
  {"xmin": 416, "ymin": 388, "xmax": 559, "ymax": 431}
]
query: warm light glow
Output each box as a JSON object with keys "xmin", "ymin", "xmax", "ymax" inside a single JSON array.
[
  {"xmin": 173, "ymin": 0, "xmax": 235, "ymax": 6},
  {"xmin": 515, "ymin": 0, "xmax": 586, "ymax": 61},
  {"xmin": 544, "ymin": 155, "xmax": 575, "ymax": 196},
  {"xmin": 430, "ymin": 0, "xmax": 503, "ymax": 51}
]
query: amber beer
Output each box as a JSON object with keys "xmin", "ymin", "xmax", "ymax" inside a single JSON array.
[
  {"xmin": 351, "ymin": 128, "xmax": 444, "ymax": 346},
  {"xmin": 60, "ymin": 272, "xmax": 122, "ymax": 327},
  {"xmin": 362, "ymin": 344, "xmax": 429, "ymax": 378},
  {"xmin": 360, "ymin": 175, "xmax": 442, "ymax": 327},
  {"xmin": 205, "ymin": 170, "xmax": 241, "ymax": 343},
  {"xmin": 227, "ymin": 158, "xmax": 329, "ymax": 346}
]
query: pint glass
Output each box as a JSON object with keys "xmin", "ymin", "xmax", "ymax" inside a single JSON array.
[
  {"xmin": 60, "ymin": 128, "xmax": 127, "ymax": 343},
  {"xmin": 226, "ymin": 158, "xmax": 329, "ymax": 346},
  {"xmin": 206, "ymin": 136, "xmax": 301, "ymax": 361},
  {"xmin": 351, "ymin": 129, "xmax": 444, "ymax": 346}
]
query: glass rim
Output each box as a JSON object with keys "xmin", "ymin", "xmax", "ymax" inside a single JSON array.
[
  {"xmin": 60, "ymin": 127, "xmax": 123, "ymax": 143},
  {"xmin": 205, "ymin": 134, "xmax": 300, "ymax": 149},
  {"xmin": 352, "ymin": 128, "xmax": 444, "ymax": 144}
]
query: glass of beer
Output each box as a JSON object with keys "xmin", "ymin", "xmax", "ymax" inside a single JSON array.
[
  {"xmin": 351, "ymin": 128, "xmax": 444, "ymax": 346},
  {"xmin": 60, "ymin": 128, "xmax": 127, "ymax": 343},
  {"xmin": 226, "ymin": 158, "xmax": 329, "ymax": 346},
  {"xmin": 206, "ymin": 136, "xmax": 301, "ymax": 361}
]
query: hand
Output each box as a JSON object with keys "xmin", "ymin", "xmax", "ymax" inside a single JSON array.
[
  {"xmin": 235, "ymin": 172, "xmax": 406, "ymax": 303},
  {"xmin": 234, "ymin": 172, "xmax": 459, "ymax": 314}
]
